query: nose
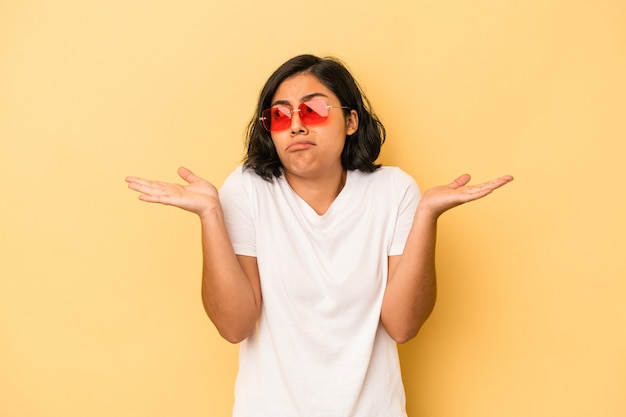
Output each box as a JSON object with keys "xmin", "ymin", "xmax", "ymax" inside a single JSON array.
[{"xmin": 289, "ymin": 110, "xmax": 307, "ymax": 134}]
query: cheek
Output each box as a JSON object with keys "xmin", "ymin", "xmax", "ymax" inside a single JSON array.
[
  {"xmin": 270, "ymin": 133, "xmax": 287, "ymax": 151},
  {"xmin": 330, "ymin": 127, "xmax": 349, "ymax": 149}
]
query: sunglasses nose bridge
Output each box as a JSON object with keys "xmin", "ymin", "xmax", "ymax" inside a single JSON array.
[{"xmin": 287, "ymin": 107, "xmax": 306, "ymax": 131}]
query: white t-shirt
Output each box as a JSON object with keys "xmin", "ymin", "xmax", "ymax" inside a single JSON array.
[{"xmin": 219, "ymin": 166, "xmax": 421, "ymax": 417}]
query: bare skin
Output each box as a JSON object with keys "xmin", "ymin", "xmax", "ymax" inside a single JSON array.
[
  {"xmin": 126, "ymin": 73, "xmax": 513, "ymax": 343},
  {"xmin": 126, "ymin": 167, "xmax": 261, "ymax": 343},
  {"xmin": 268, "ymin": 73, "xmax": 358, "ymax": 215},
  {"xmin": 126, "ymin": 167, "xmax": 512, "ymax": 343},
  {"xmin": 384, "ymin": 173, "xmax": 513, "ymax": 342}
]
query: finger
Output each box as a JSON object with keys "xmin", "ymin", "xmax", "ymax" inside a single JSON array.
[
  {"xmin": 178, "ymin": 166, "xmax": 198, "ymax": 184},
  {"xmin": 127, "ymin": 177, "xmax": 173, "ymax": 197},
  {"xmin": 137, "ymin": 193, "xmax": 171, "ymax": 204},
  {"xmin": 459, "ymin": 175, "xmax": 513, "ymax": 202},
  {"xmin": 479, "ymin": 175, "xmax": 514, "ymax": 191},
  {"xmin": 127, "ymin": 180, "xmax": 159, "ymax": 195},
  {"xmin": 126, "ymin": 174, "xmax": 158, "ymax": 189},
  {"xmin": 449, "ymin": 174, "xmax": 471, "ymax": 189},
  {"xmin": 134, "ymin": 183, "xmax": 183, "ymax": 205},
  {"xmin": 125, "ymin": 175, "xmax": 149, "ymax": 184}
]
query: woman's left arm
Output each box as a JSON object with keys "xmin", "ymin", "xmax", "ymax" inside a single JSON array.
[{"xmin": 381, "ymin": 174, "xmax": 513, "ymax": 344}]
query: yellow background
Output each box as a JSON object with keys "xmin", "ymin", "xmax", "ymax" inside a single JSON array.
[{"xmin": 1, "ymin": 0, "xmax": 624, "ymax": 416}]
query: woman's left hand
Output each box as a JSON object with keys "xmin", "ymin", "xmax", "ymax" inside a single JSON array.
[{"xmin": 418, "ymin": 174, "xmax": 514, "ymax": 219}]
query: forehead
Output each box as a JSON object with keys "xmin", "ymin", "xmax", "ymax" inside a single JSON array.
[{"xmin": 271, "ymin": 73, "xmax": 338, "ymax": 105}]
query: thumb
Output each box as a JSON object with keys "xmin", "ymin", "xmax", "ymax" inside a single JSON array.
[
  {"xmin": 177, "ymin": 166, "xmax": 197, "ymax": 183},
  {"xmin": 449, "ymin": 173, "xmax": 471, "ymax": 189}
]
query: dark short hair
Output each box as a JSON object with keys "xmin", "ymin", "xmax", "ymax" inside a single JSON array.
[{"xmin": 243, "ymin": 54, "xmax": 386, "ymax": 181}]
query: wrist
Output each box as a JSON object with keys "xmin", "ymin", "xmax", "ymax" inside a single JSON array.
[
  {"xmin": 197, "ymin": 197, "xmax": 223, "ymax": 222},
  {"xmin": 415, "ymin": 203, "xmax": 440, "ymax": 223}
]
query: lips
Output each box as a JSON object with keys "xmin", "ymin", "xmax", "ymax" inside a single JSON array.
[{"xmin": 286, "ymin": 141, "xmax": 315, "ymax": 151}]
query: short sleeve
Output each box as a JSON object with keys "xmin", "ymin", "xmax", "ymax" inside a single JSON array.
[
  {"xmin": 219, "ymin": 167, "xmax": 257, "ymax": 257},
  {"xmin": 388, "ymin": 170, "xmax": 421, "ymax": 256}
]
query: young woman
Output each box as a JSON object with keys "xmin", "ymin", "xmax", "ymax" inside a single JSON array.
[{"xmin": 126, "ymin": 54, "xmax": 513, "ymax": 417}]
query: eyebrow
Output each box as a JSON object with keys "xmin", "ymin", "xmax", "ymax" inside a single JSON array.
[{"xmin": 271, "ymin": 92, "xmax": 329, "ymax": 107}]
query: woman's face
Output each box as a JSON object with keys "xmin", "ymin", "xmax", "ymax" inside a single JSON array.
[{"xmin": 269, "ymin": 73, "xmax": 358, "ymax": 182}]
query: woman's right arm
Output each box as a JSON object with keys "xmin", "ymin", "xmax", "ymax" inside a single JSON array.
[
  {"xmin": 126, "ymin": 167, "xmax": 261, "ymax": 343},
  {"xmin": 198, "ymin": 207, "xmax": 261, "ymax": 343}
]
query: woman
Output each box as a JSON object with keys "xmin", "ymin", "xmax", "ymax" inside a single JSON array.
[{"xmin": 126, "ymin": 54, "xmax": 513, "ymax": 417}]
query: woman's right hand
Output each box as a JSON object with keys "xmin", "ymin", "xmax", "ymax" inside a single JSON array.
[{"xmin": 125, "ymin": 167, "xmax": 219, "ymax": 216}]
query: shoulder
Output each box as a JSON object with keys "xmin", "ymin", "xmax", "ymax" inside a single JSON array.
[
  {"xmin": 221, "ymin": 165, "xmax": 270, "ymax": 190},
  {"xmin": 378, "ymin": 166, "xmax": 417, "ymax": 183},
  {"xmin": 351, "ymin": 166, "xmax": 419, "ymax": 192},
  {"xmin": 220, "ymin": 166, "xmax": 286, "ymax": 208},
  {"xmin": 348, "ymin": 167, "xmax": 421, "ymax": 212},
  {"xmin": 220, "ymin": 166, "xmax": 254, "ymax": 204},
  {"xmin": 222, "ymin": 165, "xmax": 252, "ymax": 185}
]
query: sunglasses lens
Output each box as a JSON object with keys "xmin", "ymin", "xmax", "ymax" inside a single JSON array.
[
  {"xmin": 299, "ymin": 100, "xmax": 329, "ymax": 125},
  {"xmin": 260, "ymin": 100, "xmax": 333, "ymax": 132},
  {"xmin": 262, "ymin": 106, "xmax": 291, "ymax": 131}
]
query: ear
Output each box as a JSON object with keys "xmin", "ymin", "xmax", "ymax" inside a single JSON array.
[{"xmin": 345, "ymin": 109, "xmax": 359, "ymax": 135}]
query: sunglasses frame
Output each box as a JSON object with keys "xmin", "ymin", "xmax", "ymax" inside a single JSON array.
[{"xmin": 259, "ymin": 99, "xmax": 349, "ymax": 132}]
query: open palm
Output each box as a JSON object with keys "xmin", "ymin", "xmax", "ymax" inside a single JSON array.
[
  {"xmin": 125, "ymin": 167, "xmax": 219, "ymax": 216},
  {"xmin": 420, "ymin": 173, "xmax": 514, "ymax": 218}
]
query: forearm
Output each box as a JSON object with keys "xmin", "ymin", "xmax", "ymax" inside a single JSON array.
[
  {"xmin": 125, "ymin": 168, "xmax": 261, "ymax": 342},
  {"xmin": 199, "ymin": 207, "xmax": 261, "ymax": 343},
  {"xmin": 381, "ymin": 207, "xmax": 438, "ymax": 344}
]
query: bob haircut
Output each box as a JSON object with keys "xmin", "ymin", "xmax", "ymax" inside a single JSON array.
[{"xmin": 243, "ymin": 54, "xmax": 386, "ymax": 181}]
